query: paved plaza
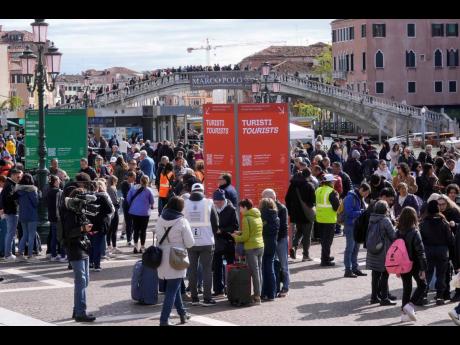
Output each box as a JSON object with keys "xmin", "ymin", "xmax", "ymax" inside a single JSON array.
[{"xmin": 0, "ymin": 200, "xmax": 457, "ymax": 326}]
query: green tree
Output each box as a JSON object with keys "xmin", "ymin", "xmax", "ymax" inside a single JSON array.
[
  {"xmin": 293, "ymin": 102, "xmax": 321, "ymax": 117},
  {"xmin": 0, "ymin": 96, "xmax": 22, "ymax": 111},
  {"xmin": 312, "ymin": 45, "xmax": 332, "ymax": 84}
]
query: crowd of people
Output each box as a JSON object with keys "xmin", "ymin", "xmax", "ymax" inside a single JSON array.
[
  {"xmin": 289, "ymin": 134, "xmax": 460, "ymax": 325},
  {"xmin": 1, "ymin": 131, "xmax": 460, "ymax": 326}
]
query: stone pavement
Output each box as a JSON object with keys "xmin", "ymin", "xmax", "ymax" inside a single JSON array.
[{"xmin": 1, "ymin": 218, "xmax": 458, "ymax": 326}]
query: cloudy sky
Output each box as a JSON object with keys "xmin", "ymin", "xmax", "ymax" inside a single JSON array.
[{"xmin": 0, "ymin": 19, "xmax": 332, "ymax": 74}]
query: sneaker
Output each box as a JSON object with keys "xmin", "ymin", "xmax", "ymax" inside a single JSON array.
[
  {"xmin": 352, "ymin": 269, "xmax": 368, "ymax": 277},
  {"xmin": 402, "ymin": 303, "xmax": 417, "ymax": 321},
  {"xmin": 202, "ymin": 299, "xmax": 217, "ymax": 307},
  {"xmin": 252, "ymin": 296, "xmax": 261, "ymax": 305},
  {"xmin": 302, "ymin": 256, "xmax": 313, "ymax": 262},
  {"xmin": 93, "ymin": 267, "xmax": 102, "ymax": 272},
  {"xmin": 448, "ymin": 309, "xmax": 460, "ymax": 326},
  {"xmin": 401, "ymin": 312, "xmax": 412, "ymax": 323},
  {"xmin": 58, "ymin": 257, "xmax": 68, "ymax": 263},
  {"xmin": 327, "ymin": 256, "xmax": 335, "ymax": 262},
  {"xmin": 191, "ymin": 298, "xmax": 200, "ymax": 306},
  {"xmin": 50, "ymin": 256, "xmax": 59, "ymax": 262},
  {"xmin": 179, "ymin": 312, "xmax": 192, "ymax": 324},
  {"xmin": 380, "ymin": 299, "xmax": 397, "ymax": 306},
  {"xmin": 75, "ymin": 314, "xmax": 96, "ymax": 323},
  {"xmin": 369, "ymin": 297, "xmax": 381, "ymax": 305},
  {"xmin": 16, "ymin": 255, "xmax": 27, "ymax": 262},
  {"xmin": 289, "ymin": 247, "xmax": 296, "ymax": 260},
  {"xmin": 344, "ymin": 270, "xmax": 358, "ymax": 278},
  {"xmin": 5, "ymin": 255, "xmax": 16, "ymax": 261},
  {"xmin": 112, "ymin": 248, "xmax": 123, "ymax": 254},
  {"xmin": 435, "ymin": 297, "xmax": 445, "ymax": 306},
  {"xmin": 320, "ymin": 261, "xmax": 335, "ymax": 267},
  {"xmin": 277, "ymin": 290, "xmax": 289, "ymax": 298}
]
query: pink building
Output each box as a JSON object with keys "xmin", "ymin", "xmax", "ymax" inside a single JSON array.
[{"xmin": 331, "ymin": 19, "xmax": 460, "ymax": 112}]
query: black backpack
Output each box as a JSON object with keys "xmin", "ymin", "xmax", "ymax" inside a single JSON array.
[
  {"xmin": 353, "ymin": 208, "xmax": 370, "ymax": 244},
  {"xmin": 142, "ymin": 226, "xmax": 172, "ymax": 269}
]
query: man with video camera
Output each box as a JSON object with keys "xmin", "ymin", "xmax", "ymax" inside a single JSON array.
[{"xmin": 60, "ymin": 172, "xmax": 97, "ymax": 322}]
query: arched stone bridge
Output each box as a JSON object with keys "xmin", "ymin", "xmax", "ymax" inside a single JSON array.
[{"xmin": 55, "ymin": 71, "xmax": 457, "ymax": 137}]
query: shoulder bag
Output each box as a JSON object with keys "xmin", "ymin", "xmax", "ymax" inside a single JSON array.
[
  {"xmin": 142, "ymin": 226, "xmax": 173, "ymax": 269},
  {"xmin": 295, "ymin": 187, "xmax": 316, "ymax": 223}
]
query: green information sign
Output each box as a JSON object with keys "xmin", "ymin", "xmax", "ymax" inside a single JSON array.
[{"xmin": 25, "ymin": 109, "xmax": 87, "ymax": 178}]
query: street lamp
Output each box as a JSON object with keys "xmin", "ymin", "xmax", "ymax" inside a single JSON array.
[
  {"xmin": 421, "ymin": 106, "xmax": 427, "ymax": 149},
  {"xmin": 20, "ymin": 19, "xmax": 62, "ymax": 237},
  {"xmin": 251, "ymin": 62, "xmax": 280, "ymax": 103}
]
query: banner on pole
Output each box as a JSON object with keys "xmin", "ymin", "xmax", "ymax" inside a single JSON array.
[
  {"xmin": 202, "ymin": 104, "xmax": 236, "ymax": 198},
  {"xmin": 25, "ymin": 109, "xmax": 88, "ymax": 178},
  {"xmin": 238, "ymin": 103, "xmax": 290, "ymax": 206}
]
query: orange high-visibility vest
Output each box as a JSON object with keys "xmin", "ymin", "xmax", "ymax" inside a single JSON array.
[{"xmin": 159, "ymin": 172, "xmax": 173, "ymax": 198}]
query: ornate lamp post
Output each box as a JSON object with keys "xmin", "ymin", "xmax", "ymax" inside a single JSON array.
[
  {"xmin": 251, "ymin": 62, "xmax": 281, "ymax": 103},
  {"xmin": 421, "ymin": 106, "xmax": 427, "ymax": 149},
  {"xmin": 19, "ymin": 19, "xmax": 62, "ymax": 236}
]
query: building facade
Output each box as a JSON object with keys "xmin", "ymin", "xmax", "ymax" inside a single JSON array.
[
  {"xmin": 0, "ymin": 44, "xmax": 9, "ymax": 105},
  {"xmin": 331, "ymin": 19, "xmax": 460, "ymax": 111}
]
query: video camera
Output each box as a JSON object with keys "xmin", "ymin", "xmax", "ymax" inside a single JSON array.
[{"xmin": 65, "ymin": 192, "xmax": 100, "ymax": 217}]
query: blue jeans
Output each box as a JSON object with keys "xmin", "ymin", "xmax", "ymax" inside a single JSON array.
[
  {"xmin": 160, "ymin": 278, "xmax": 186, "ymax": 324},
  {"xmin": 50, "ymin": 222, "xmax": 66, "ymax": 258},
  {"xmin": 276, "ymin": 237, "xmax": 290, "ymax": 291},
  {"xmin": 343, "ymin": 223, "xmax": 360, "ymax": 271},
  {"xmin": 18, "ymin": 221, "xmax": 37, "ymax": 256},
  {"xmin": 89, "ymin": 231, "xmax": 104, "ymax": 269},
  {"xmin": 4, "ymin": 214, "xmax": 18, "ymax": 257},
  {"xmin": 70, "ymin": 257, "xmax": 90, "ymax": 317},
  {"xmin": 262, "ymin": 236, "xmax": 277, "ymax": 299}
]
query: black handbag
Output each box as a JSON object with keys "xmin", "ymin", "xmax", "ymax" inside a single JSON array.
[{"xmin": 142, "ymin": 226, "xmax": 172, "ymax": 269}]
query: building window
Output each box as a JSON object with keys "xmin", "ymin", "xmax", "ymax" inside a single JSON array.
[
  {"xmin": 362, "ymin": 52, "xmax": 366, "ymax": 70},
  {"xmin": 406, "ymin": 50, "xmax": 416, "ymax": 68},
  {"xmin": 350, "ymin": 27, "xmax": 354, "ymax": 40},
  {"xmin": 435, "ymin": 81, "xmax": 443, "ymax": 93},
  {"xmin": 407, "ymin": 23, "xmax": 416, "ymax": 37},
  {"xmin": 432, "ymin": 23, "xmax": 444, "ymax": 36},
  {"xmin": 408, "ymin": 81, "xmax": 416, "ymax": 93},
  {"xmin": 449, "ymin": 80, "xmax": 457, "ymax": 92},
  {"xmin": 447, "ymin": 49, "xmax": 459, "ymax": 67},
  {"xmin": 446, "ymin": 23, "xmax": 458, "ymax": 37},
  {"xmin": 333, "ymin": 56, "xmax": 336, "ymax": 71},
  {"xmin": 376, "ymin": 82, "xmax": 384, "ymax": 94},
  {"xmin": 375, "ymin": 50, "xmax": 384, "ymax": 68},
  {"xmin": 350, "ymin": 53, "xmax": 354, "ymax": 71},
  {"xmin": 372, "ymin": 24, "xmax": 386, "ymax": 37},
  {"xmin": 361, "ymin": 24, "xmax": 366, "ymax": 38},
  {"xmin": 357, "ymin": 83, "xmax": 360, "ymax": 92},
  {"xmin": 332, "ymin": 30, "xmax": 336, "ymax": 42},
  {"xmin": 346, "ymin": 54, "xmax": 350, "ymax": 71},
  {"xmin": 434, "ymin": 49, "xmax": 443, "ymax": 67}
]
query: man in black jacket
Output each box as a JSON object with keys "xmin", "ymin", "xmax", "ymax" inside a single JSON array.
[
  {"xmin": 263, "ymin": 188, "xmax": 290, "ymax": 297},
  {"xmin": 158, "ymin": 140, "xmax": 175, "ymax": 162},
  {"xmin": 285, "ymin": 169, "xmax": 316, "ymax": 261},
  {"xmin": 79, "ymin": 158, "xmax": 97, "ymax": 180},
  {"xmin": 368, "ymin": 174, "xmax": 396, "ymax": 202},
  {"xmin": 212, "ymin": 189, "xmax": 239, "ymax": 297},
  {"xmin": 344, "ymin": 150, "xmax": 364, "ymax": 188},
  {"xmin": 61, "ymin": 174, "xmax": 96, "ymax": 322},
  {"xmin": 332, "ymin": 162, "xmax": 353, "ymax": 235},
  {"xmin": 1, "ymin": 168, "xmax": 23, "ymax": 260}
]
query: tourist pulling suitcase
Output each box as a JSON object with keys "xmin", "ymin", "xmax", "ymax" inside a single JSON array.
[
  {"xmin": 131, "ymin": 260, "xmax": 159, "ymax": 305},
  {"xmin": 226, "ymin": 262, "xmax": 252, "ymax": 307}
]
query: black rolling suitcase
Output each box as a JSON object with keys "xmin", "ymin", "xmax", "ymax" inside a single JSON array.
[{"xmin": 226, "ymin": 262, "xmax": 252, "ymax": 307}]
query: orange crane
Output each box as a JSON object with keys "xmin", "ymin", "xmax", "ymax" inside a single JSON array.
[{"xmin": 186, "ymin": 38, "xmax": 287, "ymax": 67}]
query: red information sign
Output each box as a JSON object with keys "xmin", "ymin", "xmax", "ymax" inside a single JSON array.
[
  {"xmin": 238, "ymin": 104, "xmax": 290, "ymax": 207},
  {"xmin": 202, "ymin": 104, "xmax": 236, "ymax": 198}
]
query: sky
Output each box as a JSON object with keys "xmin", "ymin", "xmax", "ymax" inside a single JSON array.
[{"xmin": 0, "ymin": 19, "xmax": 332, "ymax": 75}]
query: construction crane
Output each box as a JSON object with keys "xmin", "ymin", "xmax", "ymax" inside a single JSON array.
[{"xmin": 187, "ymin": 38, "xmax": 287, "ymax": 67}]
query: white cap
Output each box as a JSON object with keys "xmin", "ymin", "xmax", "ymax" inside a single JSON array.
[
  {"xmin": 110, "ymin": 156, "xmax": 117, "ymax": 163},
  {"xmin": 191, "ymin": 183, "xmax": 204, "ymax": 192},
  {"xmin": 133, "ymin": 152, "xmax": 141, "ymax": 159},
  {"xmin": 323, "ymin": 174, "xmax": 337, "ymax": 182}
]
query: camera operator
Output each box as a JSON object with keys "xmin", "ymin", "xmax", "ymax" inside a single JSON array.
[
  {"xmin": 61, "ymin": 173, "xmax": 96, "ymax": 322},
  {"xmin": 86, "ymin": 179, "xmax": 115, "ymax": 272}
]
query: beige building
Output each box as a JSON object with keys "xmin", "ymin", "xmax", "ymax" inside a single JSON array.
[
  {"xmin": 0, "ymin": 44, "xmax": 9, "ymax": 105},
  {"xmin": 331, "ymin": 19, "xmax": 460, "ymax": 113}
]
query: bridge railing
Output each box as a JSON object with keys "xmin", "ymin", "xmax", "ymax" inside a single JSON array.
[
  {"xmin": 54, "ymin": 71, "xmax": 451, "ymax": 126},
  {"xmin": 280, "ymin": 75, "xmax": 449, "ymax": 123}
]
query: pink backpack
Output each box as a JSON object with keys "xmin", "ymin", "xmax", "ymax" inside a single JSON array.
[{"xmin": 385, "ymin": 239, "xmax": 413, "ymax": 275}]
